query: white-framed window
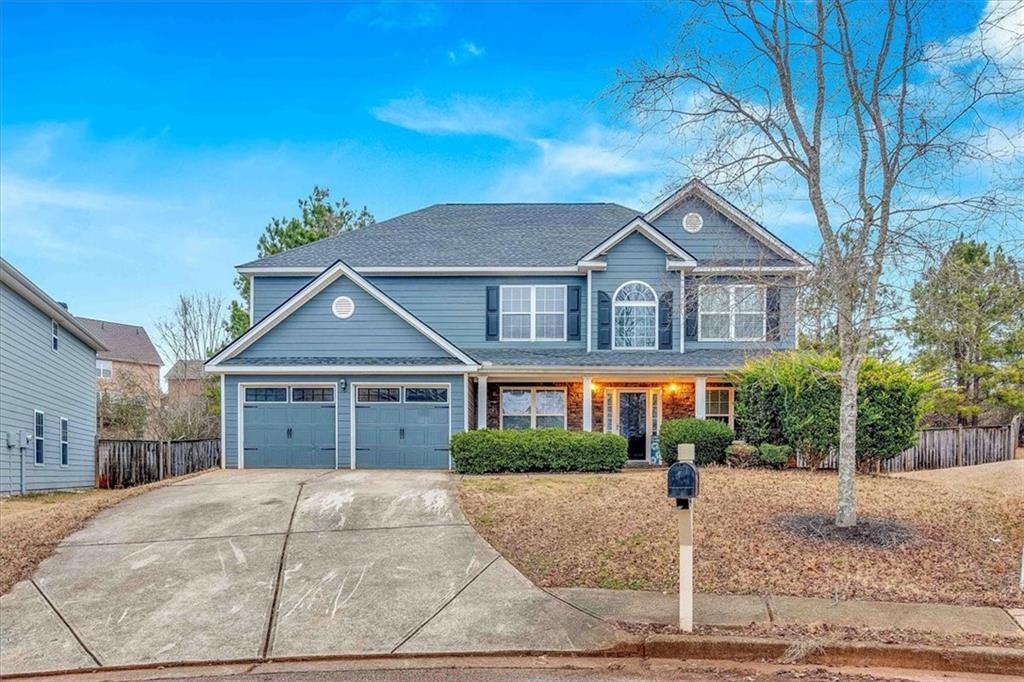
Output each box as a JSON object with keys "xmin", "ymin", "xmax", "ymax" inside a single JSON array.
[
  {"xmin": 499, "ymin": 285, "xmax": 566, "ymax": 341},
  {"xmin": 706, "ymin": 388, "xmax": 734, "ymax": 428},
  {"xmin": 500, "ymin": 388, "xmax": 566, "ymax": 429},
  {"xmin": 96, "ymin": 359, "xmax": 113, "ymax": 379},
  {"xmin": 698, "ymin": 285, "xmax": 766, "ymax": 341},
  {"xmin": 612, "ymin": 281, "xmax": 658, "ymax": 350},
  {"xmin": 51, "ymin": 320, "xmax": 59, "ymax": 351},
  {"xmin": 356, "ymin": 386, "xmax": 401, "ymax": 403},
  {"xmin": 244, "ymin": 387, "xmax": 288, "ymax": 403},
  {"xmin": 34, "ymin": 410, "xmax": 44, "ymax": 465},
  {"xmin": 60, "ymin": 418, "xmax": 69, "ymax": 466}
]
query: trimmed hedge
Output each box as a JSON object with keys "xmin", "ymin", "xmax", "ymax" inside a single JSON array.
[
  {"xmin": 659, "ymin": 418, "xmax": 735, "ymax": 465},
  {"xmin": 451, "ymin": 428, "xmax": 628, "ymax": 474},
  {"xmin": 757, "ymin": 443, "xmax": 791, "ymax": 468}
]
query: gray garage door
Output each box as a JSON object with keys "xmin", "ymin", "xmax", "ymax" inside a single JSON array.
[
  {"xmin": 242, "ymin": 386, "xmax": 336, "ymax": 468},
  {"xmin": 355, "ymin": 385, "xmax": 450, "ymax": 469}
]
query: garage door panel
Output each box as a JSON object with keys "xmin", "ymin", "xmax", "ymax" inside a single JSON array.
[
  {"xmin": 243, "ymin": 397, "xmax": 336, "ymax": 469},
  {"xmin": 355, "ymin": 388, "xmax": 451, "ymax": 469}
]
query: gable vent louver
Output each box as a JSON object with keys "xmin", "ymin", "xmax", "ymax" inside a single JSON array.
[
  {"xmin": 332, "ymin": 296, "xmax": 355, "ymax": 319},
  {"xmin": 683, "ymin": 212, "xmax": 704, "ymax": 233}
]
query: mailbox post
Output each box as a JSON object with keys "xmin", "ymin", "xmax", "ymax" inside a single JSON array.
[{"xmin": 667, "ymin": 444, "xmax": 699, "ymax": 632}]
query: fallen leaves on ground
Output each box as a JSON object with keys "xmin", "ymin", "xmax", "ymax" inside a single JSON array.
[
  {"xmin": 0, "ymin": 475, "xmax": 199, "ymax": 595},
  {"xmin": 457, "ymin": 468, "xmax": 1024, "ymax": 607}
]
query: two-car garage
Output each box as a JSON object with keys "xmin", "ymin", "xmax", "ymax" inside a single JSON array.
[{"xmin": 240, "ymin": 382, "xmax": 452, "ymax": 470}]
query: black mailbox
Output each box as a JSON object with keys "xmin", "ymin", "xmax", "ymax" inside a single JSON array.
[{"xmin": 667, "ymin": 461, "xmax": 699, "ymax": 507}]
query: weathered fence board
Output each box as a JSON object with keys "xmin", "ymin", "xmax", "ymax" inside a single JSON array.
[
  {"xmin": 96, "ymin": 438, "xmax": 220, "ymax": 488},
  {"xmin": 794, "ymin": 415, "xmax": 1020, "ymax": 473}
]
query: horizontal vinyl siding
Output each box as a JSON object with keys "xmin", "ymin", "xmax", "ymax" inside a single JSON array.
[
  {"xmin": 591, "ymin": 232, "xmax": 681, "ymax": 352},
  {"xmin": 652, "ymin": 198, "xmax": 780, "ymax": 263},
  {"xmin": 223, "ymin": 373, "xmax": 466, "ymax": 469},
  {"xmin": 252, "ymin": 276, "xmax": 314, "ymax": 322},
  {"xmin": 238, "ymin": 276, "xmax": 450, "ymax": 360},
  {"xmin": 372, "ymin": 276, "xmax": 587, "ymax": 349},
  {"xmin": 0, "ymin": 283, "xmax": 97, "ymax": 494}
]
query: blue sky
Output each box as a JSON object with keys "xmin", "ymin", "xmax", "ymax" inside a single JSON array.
[{"xmin": 0, "ymin": 1, "xmax": 1000, "ymax": 361}]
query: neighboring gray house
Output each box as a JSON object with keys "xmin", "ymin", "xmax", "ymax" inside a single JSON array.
[
  {"xmin": 0, "ymin": 259, "xmax": 106, "ymax": 494},
  {"xmin": 206, "ymin": 179, "xmax": 811, "ymax": 469}
]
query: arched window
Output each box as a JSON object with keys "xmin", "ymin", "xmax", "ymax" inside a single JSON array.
[{"xmin": 613, "ymin": 281, "xmax": 657, "ymax": 349}]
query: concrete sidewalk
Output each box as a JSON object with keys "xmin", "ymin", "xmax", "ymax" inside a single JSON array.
[{"xmin": 551, "ymin": 588, "xmax": 1024, "ymax": 638}]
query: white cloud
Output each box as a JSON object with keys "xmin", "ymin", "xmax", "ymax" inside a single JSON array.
[
  {"xmin": 929, "ymin": 0, "xmax": 1024, "ymax": 65},
  {"xmin": 372, "ymin": 95, "xmax": 527, "ymax": 137},
  {"xmin": 345, "ymin": 2, "xmax": 443, "ymax": 30},
  {"xmin": 448, "ymin": 40, "xmax": 485, "ymax": 63}
]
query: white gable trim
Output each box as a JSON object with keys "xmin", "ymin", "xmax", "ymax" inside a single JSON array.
[
  {"xmin": 206, "ymin": 260, "xmax": 477, "ymax": 368},
  {"xmin": 236, "ymin": 265, "xmax": 582, "ymax": 276},
  {"xmin": 644, "ymin": 180, "xmax": 811, "ymax": 266},
  {"xmin": 577, "ymin": 217, "xmax": 697, "ymax": 267}
]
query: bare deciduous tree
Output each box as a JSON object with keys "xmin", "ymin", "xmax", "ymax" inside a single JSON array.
[
  {"xmin": 156, "ymin": 293, "xmax": 230, "ymax": 364},
  {"xmin": 619, "ymin": 0, "xmax": 1023, "ymax": 525}
]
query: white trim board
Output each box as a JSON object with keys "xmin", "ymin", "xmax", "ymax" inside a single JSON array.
[
  {"xmin": 577, "ymin": 217, "xmax": 697, "ymax": 267},
  {"xmin": 643, "ymin": 180, "xmax": 811, "ymax": 266},
  {"xmin": 209, "ymin": 364, "xmax": 476, "ymax": 375},
  {"xmin": 236, "ymin": 265, "xmax": 584, "ymax": 276},
  {"xmin": 206, "ymin": 259, "xmax": 477, "ymax": 369}
]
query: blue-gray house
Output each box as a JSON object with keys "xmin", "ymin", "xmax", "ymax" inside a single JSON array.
[
  {"xmin": 1, "ymin": 259, "xmax": 106, "ymax": 494},
  {"xmin": 206, "ymin": 180, "xmax": 811, "ymax": 469}
]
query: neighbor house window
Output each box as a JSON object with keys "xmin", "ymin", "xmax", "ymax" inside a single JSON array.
[
  {"xmin": 34, "ymin": 411, "xmax": 44, "ymax": 465},
  {"xmin": 500, "ymin": 286, "xmax": 566, "ymax": 341},
  {"xmin": 96, "ymin": 360, "xmax": 112, "ymax": 379},
  {"xmin": 613, "ymin": 281, "xmax": 657, "ymax": 349},
  {"xmin": 51, "ymin": 320, "xmax": 59, "ymax": 351},
  {"xmin": 698, "ymin": 285, "xmax": 765, "ymax": 341},
  {"xmin": 60, "ymin": 418, "xmax": 69, "ymax": 466},
  {"xmin": 500, "ymin": 388, "xmax": 566, "ymax": 429},
  {"xmin": 244, "ymin": 387, "xmax": 287, "ymax": 402},
  {"xmin": 705, "ymin": 388, "xmax": 733, "ymax": 427}
]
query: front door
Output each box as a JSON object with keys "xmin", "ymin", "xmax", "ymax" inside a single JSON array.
[{"xmin": 618, "ymin": 391, "xmax": 647, "ymax": 460}]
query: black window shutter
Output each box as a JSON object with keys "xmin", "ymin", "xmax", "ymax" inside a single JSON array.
[
  {"xmin": 566, "ymin": 286, "xmax": 581, "ymax": 341},
  {"xmin": 597, "ymin": 291, "xmax": 612, "ymax": 349},
  {"xmin": 658, "ymin": 291, "xmax": 673, "ymax": 350},
  {"xmin": 684, "ymin": 278, "xmax": 698, "ymax": 341},
  {"xmin": 766, "ymin": 287, "xmax": 782, "ymax": 341},
  {"xmin": 485, "ymin": 286, "xmax": 499, "ymax": 341}
]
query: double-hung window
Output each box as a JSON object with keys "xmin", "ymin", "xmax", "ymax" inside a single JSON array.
[
  {"xmin": 705, "ymin": 388, "xmax": 733, "ymax": 428},
  {"xmin": 698, "ymin": 285, "xmax": 766, "ymax": 341},
  {"xmin": 34, "ymin": 411, "xmax": 44, "ymax": 465},
  {"xmin": 51, "ymin": 320, "xmax": 59, "ymax": 351},
  {"xmin": 96, "ymin": 360, "xmax": 112, "ymax": 379},
  {"xmin": 500, "ymin": 388, "xmax": 566, "ymax": 429},
  {"xmin": 500, "ymin": 286, "xmax": 566, "ymax": 341},
  {"xmin": 613, "ymin": 281, "xmax": 658, "ymax": 349},
  {"xmin": 60, "ymin": 418, "xmax": 69, "ymax": 466}
]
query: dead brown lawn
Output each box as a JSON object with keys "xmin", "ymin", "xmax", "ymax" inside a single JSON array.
[
  {"xmin": 457, "ymin": 468, "xmax": 1024, "ymax": 608},
  {"xmin": 0, "ymin": 476, "xmax": 197, "ymax": 595}
]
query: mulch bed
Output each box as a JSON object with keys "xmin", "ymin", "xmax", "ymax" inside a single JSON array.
[{"xmin": 457, "ymin": 468, "xmax": 1024, "ymax": 608}]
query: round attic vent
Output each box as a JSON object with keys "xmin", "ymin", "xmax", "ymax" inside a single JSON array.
[
  {"xmin": 332, "ymin": 296, "xmax": 355, "ymax": 319},
  {"xmin": 682, "ymin": 212, "xmax": 704, "ymax": 233}
]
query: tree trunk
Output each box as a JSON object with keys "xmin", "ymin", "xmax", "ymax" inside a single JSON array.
[{"xmin": 836, "ymin": 356, "xmax": 860, "ymax": 528}]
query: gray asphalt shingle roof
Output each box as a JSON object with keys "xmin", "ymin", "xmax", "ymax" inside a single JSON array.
[
  {"xmin": 466, "ymin": 347, "xmax": 769, "ymax": 370},
  {"xmin": 240, "ymin": 203, "xmax": 643, "ymax": 269},
  {"xmin": 78, "ymin": 317, "xmax": 163, "ymax": 366}
]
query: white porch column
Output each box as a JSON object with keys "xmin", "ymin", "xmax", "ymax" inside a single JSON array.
[
  {"xmin": 476, "ymin": 376, "xmax": 488, "ymax": 429},
  {"xmin": 582, "ymin": 376, "xmax": 593, "ymax": 431},
  {"xmin": 694, "ymin": 376, "xmax": 707, "ymax": 419}
]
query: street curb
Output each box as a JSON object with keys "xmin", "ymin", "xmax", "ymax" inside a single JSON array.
[
  {"xmin": 3, "ymin": 636, "xmax": 1023, "ymax": 679},
  {"xmin": 642, "ymin": 634, "xmax": 1024, "ymax": 676}
]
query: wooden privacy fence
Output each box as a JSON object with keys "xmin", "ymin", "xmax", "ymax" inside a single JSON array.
[
  {"xmin": 794, "ymin": 415, "xmax": 1020, "ymax": 473},
  {"xmin": 96, "ymin": 438, "xmax": 220, "ymax": 488}
]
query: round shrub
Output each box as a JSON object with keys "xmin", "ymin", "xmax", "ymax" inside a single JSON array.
[
  {"xmin": 725, "ymin": 440, "xmax": 759, "ymax": 468},
  {"xmin": 659, "ymin": 418, "xmax": 734, "ymax": 465},
  {"xmin": 757, "ymin": 443, "xmax": 791, "ymax": 468},
  {"xmin": 450, "ymin": 428, "xmax": 628, "ymax": 474}
]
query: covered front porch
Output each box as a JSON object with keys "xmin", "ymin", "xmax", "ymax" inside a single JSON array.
[{"xmin": 467, "ymin": 374, "xmax": 734, "ymax": 464}]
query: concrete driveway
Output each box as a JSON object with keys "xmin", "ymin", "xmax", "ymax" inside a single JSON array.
[{"xmin": 0, "ymin": 470, "xmax": 628, "ymax": 675}]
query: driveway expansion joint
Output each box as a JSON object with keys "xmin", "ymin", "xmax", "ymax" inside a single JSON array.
[
  {"xmin": 389, "ymin": 555, "xmax": 501, "ymax": 654},
  {"xmin": 261, "ymin": 482, "xmax": 305, "ymax": 659},
  {"xmin": 29, "ymin": 579, "xmax": 103, "ymax": 668},
  {"xmin": 540, "ymin": 586, "xmax": 610, "ymax": 623}
]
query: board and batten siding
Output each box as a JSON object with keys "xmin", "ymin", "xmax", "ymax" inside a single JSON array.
[
  {"xmin": 0, "ymin": 282, "xmax": 97, "ymax": 494},
  {"xmin": 222, "ymin": 373, "xmax": 467, "ymax": 469},
  {"xmin": 590, "ymin": 231, "xmax": 682, "ymax": 352},
  {"xmin": 236, "ymin": 276, "xmax": 454, "ymax": 360}
]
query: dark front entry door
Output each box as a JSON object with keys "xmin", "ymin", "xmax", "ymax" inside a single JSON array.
[{"xmin": 618, "ymin": 392, "xmax": 647, "ymax": 460}]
